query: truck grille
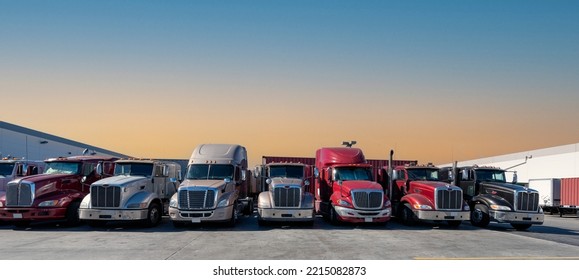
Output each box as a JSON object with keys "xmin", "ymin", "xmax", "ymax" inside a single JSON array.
[
  {"xmin": 91, "ymin": 185, "xmax": 121, "ymax": 208},
  {"xmin": 352, "ymin": 191, "xmax": 383, "ymax": 209},
  {"xmin": 273, "ymin": 186, "xmax": 301, "ymax": 207},
  {"xmin": 436, "ymin": 188, "xmax": 462, "ymax": 210},
  {"xmin": 179, "ymin": 189, "xmax": 216, "ymax": 210},
  {"xmin": 516, "ymin": 191, "xmax": 539, "ymax": 212},
  {"xmin": 6, "ymin": 182, "xmax": 34, "ymax": 207}
]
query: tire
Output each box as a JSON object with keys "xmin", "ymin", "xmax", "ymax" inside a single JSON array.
[
  {"xmin": 329, "ymin": 205, "xmax": 340, "ymax": 225},
  {"xmin": 143, "ymin": 202, "xmax": 162, "ymax": 227},
  {"xmin": 65, "ymin": 201, "xmax": 81, "ymax": 226},
  {"xmin": 511, "ymin": 223, "xmax": 532, "ymax": 231},
  {"xmin": 400, "ymin": 203, "xmax": 417, "ymax": 226},
  {"xmin": 87, "ymin": 220, "xmax": 108, "ymax": 227},
  {"xmin": 447, "ymin": 221, "xmax": 462, "ymax": 228},
  {"xmin": 471, "ymin": 204, "xmax": 490, "ymax": 227}
]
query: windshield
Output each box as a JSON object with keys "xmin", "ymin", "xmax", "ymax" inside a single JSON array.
[
  {"xmin": 268, "ymin": 165, "xmax": 304, "ymax": 179},
  {"xmin": 407, "ymin": 168, "xmax": 439, "ymax": 181},
  {"xmin": 475, "ymin": 169, "xmax": 506, "ymax": 182},
  {"xmin": 114, "ymin": 163, "xmax": 154, "ymax": 176},
  {"xmin": 44, "ymin": 162, "xmax": 81, "ymax": 175},
  {"xmin": 0, "ymin": 163, "xmax": 16, "ymax": 177},
  {"xmin": 333, "ymin": 167, "xmax": 373, "ymax": 181},
  {"xmin": 186, "ymin": 164, "xmax": 234, "ymax": 180}
]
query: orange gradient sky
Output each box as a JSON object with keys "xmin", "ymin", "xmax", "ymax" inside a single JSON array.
[{"xmin": 2, "ymin": 1, "xmax": 579, "ymax": 167}]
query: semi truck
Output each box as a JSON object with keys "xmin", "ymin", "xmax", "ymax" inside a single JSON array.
[
  {"xmin": 79, "ymin": 159, "xmax": 182, "ymax": 227},
  {"xmin": 380, "ymin": 162, "xmax": 470, "ymax": 227},
  {"xmin": 169, "ymin": 144, "xmax": 252, "ymax": 227},
  {"xmin": 314, "ymin": 147, "xmax": 391, "ymax": 224},
  {"xmin": 0, "ymin": 155, "xmax": 117, "ymax": 227},
  {"xmin": 442, "ymin": 165, "xmax": 544, "ymax": 230},
  {"xmin": 255, "ymin": 162, "xmax": 315, "ymax": 225},
  {"xmin": 1, "ymin": 158, "xmax": 45, "ymax": 192}
]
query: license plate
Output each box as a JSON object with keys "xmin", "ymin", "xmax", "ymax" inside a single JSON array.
[
  {"xmin": 13, "ymin": 213, "xmax": 22, "ymax": 219},
  {"xmin": 365, "ymin": 217, "xmax": 372, "ymax": 222},
  {"xmin": 191, "ymin": 218, "xmax": 201, "ymax": 223}
]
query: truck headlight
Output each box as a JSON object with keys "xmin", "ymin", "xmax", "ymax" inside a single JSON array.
[
  {"xmin": 490, "ymin": 204, "xmax": 511, "ymax": 211},
  {"xmin": 217, "ymin": 196, "xmax": 231, "ymax": 208},
  {"xmin": 38, "ymin": 200, "xmax": 59, "ymax": 207},
  {"xmin": 463, "ymin": 204, "xmax": 470, "ymax": 211},
  {"xmin": 169, "ymin": 198, "xmax": 178, "ymax": 208},
  {"xmin": 0, "ymin": 201, "xmax": 3, "ymax": 207},
  {"xmin": 383, "ymin": 200, "xmax": 391, "ymax": 208},
  {"xmin": 337, "ymin": 199, "xmax": 352, "ymax": 207},
  {"xmin": 127, "ymin": 203, "xmax": 147, "ymax": 209},
  {"xmin": 413, "ymin": 204, "xmax": 432, "ymax": 210}
]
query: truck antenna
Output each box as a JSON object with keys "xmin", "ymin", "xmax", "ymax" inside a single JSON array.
[{"xmin": 341, "ymin": 141, "xmax": 357, "ymax": 148}]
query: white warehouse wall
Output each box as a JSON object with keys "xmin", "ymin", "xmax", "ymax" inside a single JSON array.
[
  {"xmin": 0, "ymin": 121, "xmax": 128, "ymax": 160},
  {"xmin": 441, "ymin": 143, "xmax": 579, "ymax": 183}
]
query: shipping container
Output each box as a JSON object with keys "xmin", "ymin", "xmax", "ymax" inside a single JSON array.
[{"xmin": 560, "ymin": 178, "xmax": 579, "ymax": 216}]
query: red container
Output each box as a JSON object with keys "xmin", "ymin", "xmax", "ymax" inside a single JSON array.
[{"xmin": 561, "ymin": 178, "xmax": 579, "ymax": 207}]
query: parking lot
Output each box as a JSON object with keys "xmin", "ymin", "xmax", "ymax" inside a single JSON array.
[{"xmin": 0, "ymin": 213, "xmax": 578, "ymax": 260}]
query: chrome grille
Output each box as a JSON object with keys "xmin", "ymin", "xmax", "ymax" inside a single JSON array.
[
  {"xmin": 178, "ymin": 189, "xmax": 216, "ymax": 209},
  {"xmin": 352, "ymin": 191, "xmax": 383, "ymax": 209},
  {"xmin": 436, "ymin": 188, "xmax": 462, "ymax": 210},
  {"xmin": 6, "ymin": 182, "xmax": 34, "ymax": 206},
  {"xmin": 516, "ymin": 191, "xmax": 539, "ymax": 212},
  {"xmin": 91, "ymin": 185, "xmax": 121, "ymax": 208},
  {"xmin": 273, "ymin": 186, "xmax": 301, "ymax": 207}
]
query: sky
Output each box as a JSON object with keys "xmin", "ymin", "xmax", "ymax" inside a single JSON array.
[{"xmin": 1, "ymin": 0, "xmax": 579, "ymax": 167}]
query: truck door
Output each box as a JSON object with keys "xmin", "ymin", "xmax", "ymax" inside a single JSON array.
[{"xmin": 153, "ymin": 164, "xmax": 166, "ymax": 197}]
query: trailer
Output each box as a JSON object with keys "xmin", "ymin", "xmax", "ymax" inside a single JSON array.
[
  {"xmin": 560, "ymin": 178, "xmax": 579, "ymax": 217},
  {"xmin": 528, "ymin": 178, "xmax": 561, "ymax": 215}
]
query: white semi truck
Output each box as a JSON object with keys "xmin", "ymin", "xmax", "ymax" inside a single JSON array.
[
  {"xmin": 169, "ymin": 144, "xmax": 252, "ymax": 227},
  {"xmin": 255, "ymin": 162, "xmax": 315, "ymax": 226},
  {"xmin": 79, "ymin": 159, "xmax": 181, "ymax": 227}
]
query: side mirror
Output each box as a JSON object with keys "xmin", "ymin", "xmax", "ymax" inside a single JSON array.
[
  {"xmin": 314, "ymin": 168, "xmax": 320, "ymax": 179},
  {"xmin": 392, "ymin": 170, "xmax": 399, "ymax": 180},
  {"xmin": 304, "ymin": 179, "xmax": 310, "ymax": 186},
  {"xmin": 96, "ymin": 163, "xmax": 103, "ymax": 176},
  {"xmin": 241, "ymin": 170, "xmax": 247, "ymax": 181},
  {"xmin": 266, "ymin": 178, "xmax": 272, "ymax": 185},
  {"xmin": 512, "ymin": 172, "xmax": 518, "ymax": 184},
  {"xmin": 163, "ymin": 165, "xmax": 169, "ymax": 177},
  {"xmin": 461, "ymin": 169, "xmax": 469, "ymax": 180}
]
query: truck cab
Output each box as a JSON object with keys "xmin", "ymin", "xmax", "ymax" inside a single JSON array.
[
  {"xmin": 169, "ymin": 144, "xmax": 252, "ymax": 227},
  {"xmin": 315, "ymin": 147, "xmax": 391, "ymax": 224},
  {"xmin": 255, "ymin": 162, "xmax": 315, "ymax": 225},
  {"xmin": 0, "ymin": 158, "xmax": 45, "ymax": 194},
  {"xmin": 0, "ymin": 156, "xmax": 117, "ymax": 227},
  {"xmin": 79, "ymin": 159, "xmax": 181, "ymax": 227},
  {"xmin": 386, "ymin": 165, "xmax": 469, "ymax": 227},
  {"xmin": 443, "ymin": 165, "xmax": 544, "ymax": 230}
]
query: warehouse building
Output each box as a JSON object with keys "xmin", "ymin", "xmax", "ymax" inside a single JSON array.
[{"xmin": 0, "ymin": 121, "xmax": 128, "ymax": 160}]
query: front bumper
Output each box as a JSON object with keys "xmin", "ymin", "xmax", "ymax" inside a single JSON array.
[
  {"xmin": 0, "ymin": 207, "xmax": 67, "ymax": 221},
  {"xmin": 334, "ymin": 206, "xmax": 391, "ymax": 223},
  {"xmin": 415, "ymin": 210, "xmax": 470, "ymax": 221},
  {"xmin": 169, "ymin": 205, "xmax": 233, "ymax": 223},
  {"xmin": 490, "ymin": 210, "xmax": 544, "ymax": 224},
  {"xmin": 258, "ymin": 207, "xmax": 314, "ymax": 222},
  {"xmin": 79, "ymin": 208, "xmax": 148, "ymax": 221}
]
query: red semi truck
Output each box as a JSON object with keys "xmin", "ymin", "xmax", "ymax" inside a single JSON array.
[
  {"xmin": 0, "ymin": 155, "xmax": 117, "ymax": 227},
  {"xmin": 314, "ymin": 147, "xmax": 391, "ymax": 224}
]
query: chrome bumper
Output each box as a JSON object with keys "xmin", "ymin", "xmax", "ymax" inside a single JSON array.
[
  {"xmin": 169, "ymin": 205, "xmax": 233, "ymax": 223},
  {"xmin": 490, "ymin": 210, "xmax": 544, "ymax": 224},
  {"xmin": 415, "ymin": 210, "xmax": 470, "ymax": 221},
  {"xmin": 334, "ymin": 206, "xmax": 391, "ymax": 220},
  {"xmin": 258, "ymin": 207, "xmax": 314, "ymax": 222},
  {"xmin": 79, "ymin": 208, "xmax": 148, "ymax": 221}
]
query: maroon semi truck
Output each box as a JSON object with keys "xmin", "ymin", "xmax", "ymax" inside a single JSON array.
[
  {"xmin": 0, "ymin": 155, "xmax": 117, "ymax": 227},
  {"xmin": 314, "ymin": 147, "xmax": 391, "ymax": 224}
]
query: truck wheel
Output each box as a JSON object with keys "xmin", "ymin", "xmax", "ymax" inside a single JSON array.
[
  {"xmin": 144, "ymin": 202, "xmax": 162, "ymax": 227},
  {"xmin": 400, "ymin": 203, "xmax": 417, "ymax": 226},
  {"xmin": 87, "ymin": 220, "xmax": 107, "ymax": 227},
  {"xmin": 329, "ymin": 205, "xmax": 340, "ymax": 225},
  {"xmin": 471, "ymin": 204, "xmax": 490, "ymax": 227},
  {"xmin": 65, "ymin": 201, "xmax": 81, "ymax": 227},
  {"xmin": 447, "ymin": 221, "xmax": 462, "ymax": 228},
  {"xmin": 511, "ymin": 223, "xmax": 532, "ymax": 231}
]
